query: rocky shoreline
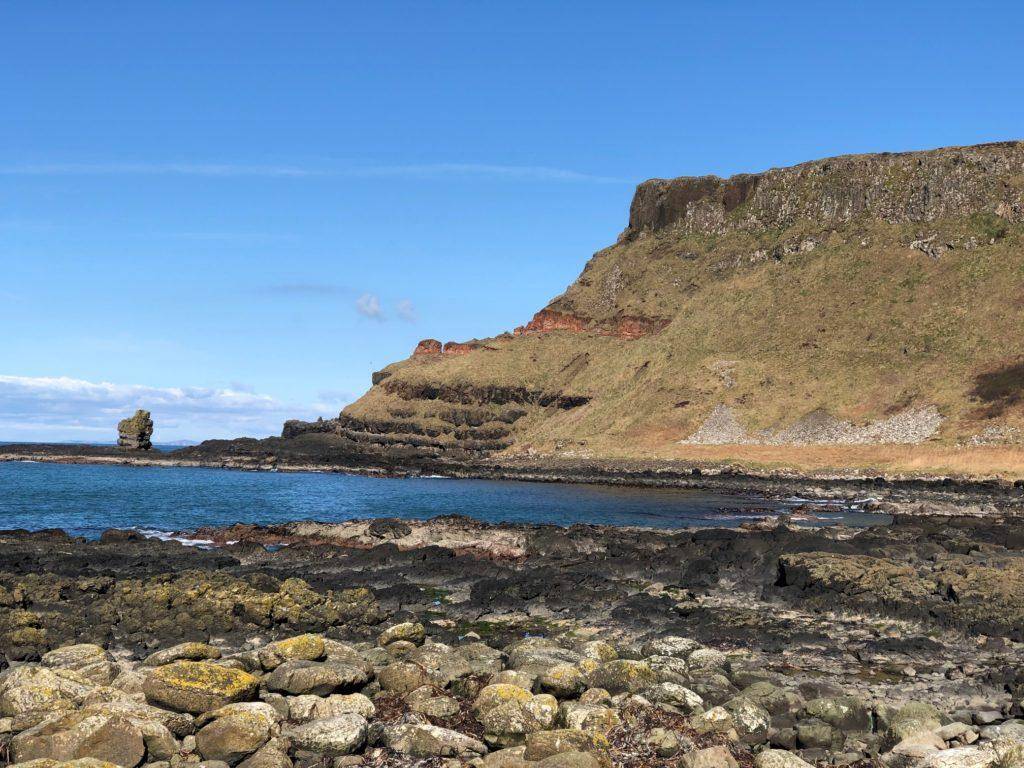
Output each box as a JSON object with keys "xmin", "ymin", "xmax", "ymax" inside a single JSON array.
[
  {"xmin": 2, "ymin": 442, "xmax": 1023, "ymax": 518},
  {"xmin": 2, "ymin": 513, "xmax": 1024, "ymax": 768}
]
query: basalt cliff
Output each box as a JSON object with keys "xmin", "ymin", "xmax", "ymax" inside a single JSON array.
[{"xmin": 184, "ymin": 141, "xmax": 1024, "ymax": 479}]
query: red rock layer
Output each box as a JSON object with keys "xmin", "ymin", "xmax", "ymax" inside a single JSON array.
[
  {"xmin": 413, "ymin": 339, "xmax": 443, "ymax": 356},
  {"xmin": 515, "ymin": 309, "xmax": 668, "ymax": 340}
]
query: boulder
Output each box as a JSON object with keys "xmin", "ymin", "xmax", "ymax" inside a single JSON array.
[
  {"xmin": 236, "ymin": 743, "xmax": 293, "ymax": 768},
  {"xmin": 587, "ymin": 660, "xmax": 657, "ymax": 695},
  {"xmin": 11, "ymin": 710, "xmax": 147, "ymax": 767},
  {"xmin": 538, "ymin": 664, "xmax": 587, "ymax": 699},
  {"xmin": 262, "ymin": 660, "xmax": 371, "ymax": 697},
  {"xmin": 755, "ymin": 749, "xmax": 816, "ymax": 768},
  {"xmin": 143, "ymin": 662, "xmax": 259, "ymax": 714},
  {"xmin": 406, "ymin": 642, "xmax": 473, "ymax": 688},
  {"xmin": 376, "ymin": 662, "xmax": 428, "ymax": 695},
  {"xmin": 143, "ymin": 643, "xmax": 222, "ymax": 668},
  {"xmin": 682, "ymin": 746, "xmax": 739, "ymax": 768},
  {"xmin": 195, "ymin": 705, "xmax": 276, "ymax": 765},
  {"xmin": 287, "ymin": 694, "xmax": 375, "ymax": 723},
  {"xmin": 803, "ymin": 696, "xmax": 871, "ymax": 732},
  {"xmin": 642, "ymin": 636, "xmax": 702, "ymax": 659},
  {"xmin": 559, "ymin": 701, "xmax": 620, "ymax": 734},
  {"xmin": 523, "ymin": 729, "xmax": 608, "ymax": 761},
  {"xmin": 723, "ymin": 696, "xmax": 770, "ymax": 743},
  {"xmin": 644, "ymin": 682, "xmax": 704, "ymax": 714},
  {"xmin": 687, "ymin": 648, "xmax": 728, "ymax": 671},
  {"xmin": 377, "ymin": 622, "xmax": 426, "ymax": 647},
  {"xmin": 379, "ymin": 723, "xmax": 487, "ymax": 758},
  {"xmin": 0, "ymin": 666, "xmax": 95, "ymax": 721},
  {"xmin": 257, "ymin": 635, "xmax": 325, "ymax": 671},
  {"xmin": 507, "ymin": 639, "xmax": 582, "ymax": 676},
  {"xmin": 41, "ymin": 646, "xmax": 118, "ymax": 686},
  {"xmin": 285, "ymin": 714, "xmax": 367, "ymax": 756},
  {"xmin": 473, "ymin": 684, "xmax": 558, "ymax": 748}
]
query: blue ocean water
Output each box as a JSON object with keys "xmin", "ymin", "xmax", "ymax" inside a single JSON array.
[{"xmin": 0, "ymin": 461, "xmax": 884, "ymax": 539}]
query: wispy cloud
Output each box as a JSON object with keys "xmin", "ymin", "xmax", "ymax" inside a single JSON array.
[
  {"xmin": 355, "ymin": 293, "xmax": 384, "ymax": 320},
  {"xmin": 0, "ymin": 161, "xmax": 623, "ymax": 184},
  {"xmin": 0, "ymin": 374, "xmax": 332, "ymax": 442},
  {"xmin": 396, "ymin": 299, "xmax": 417, "ymax": 323}
]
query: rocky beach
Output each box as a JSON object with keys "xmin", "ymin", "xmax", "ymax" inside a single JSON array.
[{"xmin": 2, "ymin": 512, "xmax": 1024, "ymax": 768}]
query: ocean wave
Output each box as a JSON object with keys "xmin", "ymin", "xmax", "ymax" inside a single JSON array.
[{"xmin": 133, "ymin": 528, "xmax": 216, "ymax": 547}]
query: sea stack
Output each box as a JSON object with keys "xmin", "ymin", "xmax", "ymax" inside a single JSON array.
[{"xmin": 117, "ymin": 409, "xmax": 154, "ymax": 450}]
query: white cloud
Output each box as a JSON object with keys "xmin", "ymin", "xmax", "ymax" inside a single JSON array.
[
  {"xmin": 0, "ymin": 374, "xmax": 331, "ymax": 443},
  {"xmin": 396, "ymin": 299, "xmax": 417, "ymax": 323},
  {"xmin": 355, "ymin": 293, "xmax": 384, "ymax": 320},
  {"xmin": 0, "ymin": 161, "xmax": 623, "ymax": 184}
]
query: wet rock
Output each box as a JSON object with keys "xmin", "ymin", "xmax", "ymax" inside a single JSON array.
[{"xmin": 143, "ymin": 662, "xmax": 259, "ymax": 714}]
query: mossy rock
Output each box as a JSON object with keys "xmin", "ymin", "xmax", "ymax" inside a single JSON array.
[{"xmin": 142, "ymin": 661, "xmax": 259, "ymax": 714}]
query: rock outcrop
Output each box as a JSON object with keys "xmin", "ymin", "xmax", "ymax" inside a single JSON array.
[
  {"xmin": 189, "ymin": 141, "xmax": 1024, "ymax": 470},
  {"xmin": 117, "ymin": 410, "xmax": 153, "ymax": 451}
]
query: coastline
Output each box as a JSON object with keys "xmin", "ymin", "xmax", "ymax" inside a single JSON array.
[{"xmin": 2, "ymin": 442, "xmax": 1023, "ymax": 516}]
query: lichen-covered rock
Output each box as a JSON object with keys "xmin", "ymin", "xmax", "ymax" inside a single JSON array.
[
  {"xmin": 285, "ymin": 714, "xmax": 367, "ymax": 756},
  {"xmin": 41, "ymin": 646, "xmax": 117, "ymax": 686},
  {"xmin": 378, "ymin": 622, "xmax": 425, "ymax": 647},
  {"xmin": 287, "ymin": 694, "xmax": 375, "ymax": 723},
  {"xmin": 379, "ymin": 723, "xmax": 487, "ymax": 758},
  {"xmin": 143, "ymin": 643, "xmax": 223, "ymax": 668},
  {"xmin": 507, "ymin": 639, "xmax": 582, "ymax": 676},
  {"xmin": 644, "ymin": 682, "xmax": 704, "ymax": 714},
  {"xmin": 406, "ymin": 642, "xmax": 473, "ymax": 688},
  {"xmin": 142, "ymin": 662, "xmax": 259, "ymax": 714},
  {"xmin": 687, "ymin": 647, "xmax": 728, "ymax": 671},
  {"xmin": 473, "ymin": 684, "xmax": 558, "ymax": 748},
  {"xmin": 0, "ymin": 666, "xmax": 96, "ymax": 721},
  {"xmin": 117, "ymin": 410, "xmax": 154, "ymax": 451},
  {"xmin": 11, "ymin": 710, "xmax": 147, "ymax": 767},
  {"xmin": 257, "ymin": 635, "xmax": 325, "ymax": 671},
  {"xmin": 723, "ymin": 696, "xmax": 770, "ymax": 743},
  {"xmin": 375, "ymin": 661, "xmax": 427, "ymax": 695},
  {"xmin": 194, "ymin": 704, "xmax": 277, "ymax": 765},
  {"xmin": 641, "ymin": 636, "xmax": 701, "ymax": 659},
  {"xmin": 262, "ymin": 660, "xmax": 371, "ymax": 696},
  {"xmin": 538, "ymin": 664, "xmax": 586, "ymax": 699},
  {"xmin": 803, "ymin": 695, "xmax": 871, "ymax": 732},
  {"xmin": 884, "ymin": 702, "xmax": 943, "ymax": 749},
  {"xmin": 587, "ymin": 660, "xmax": 657, "ymax": 695},
  {"xmin": 559, "ymin": 702, "xmax": 620, "ymax": 734},
  {"xmin": 523, "ymin": 729, "xmax": 609, "ymax": 761},
  {"xmin": 755, "ymin": 750, "xmax": 816, "ymax": 768},
  {"xmin": 681, "ymin": 745, "xmax": 739, "ymax": 768}
]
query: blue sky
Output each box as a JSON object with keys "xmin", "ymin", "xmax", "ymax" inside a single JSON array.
[{"xmin": 2, "ymin": 1, "xmax": 1022, "ymax": 442}]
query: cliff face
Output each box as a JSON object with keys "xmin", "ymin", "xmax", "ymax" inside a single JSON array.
[{"xmin": 288, "ymin": 142, "xmax": 1024, "ymax": 465}]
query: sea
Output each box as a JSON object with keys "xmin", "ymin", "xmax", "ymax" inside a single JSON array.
[{"xmin": 0, "ymin": 460, "xmax": 886, "ymax": 540}]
